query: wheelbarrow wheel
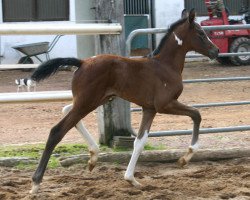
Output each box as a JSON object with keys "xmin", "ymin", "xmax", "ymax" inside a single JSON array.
[
  {"xmin": 18, "ymin": 56, "xmax": 34, "ymax": 64},
  {"xmin": 18, "ymin": 56, "xmax": 34, "ymax": 72}
]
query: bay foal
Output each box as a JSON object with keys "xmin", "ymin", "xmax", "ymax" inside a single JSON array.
[{"xmin": 29, "ymin": 9, "xmax": 218, "ymax": 193}]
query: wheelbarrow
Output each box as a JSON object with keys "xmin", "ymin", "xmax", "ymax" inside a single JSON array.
[{"xmin": 12, "ymin": 35, "xmax": 62, "ymax": 64}]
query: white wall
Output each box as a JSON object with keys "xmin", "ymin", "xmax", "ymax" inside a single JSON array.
[
  {"xmin": 0, "ymin": 0, "xmax": 77, "ymax": 64},
  {"xmin": 75, "ymin": 0, "xmax": 95, "ymax": 59},
  {"xmin": 153, "ymin": 0, "xmax": 184, "ymax": 45}
]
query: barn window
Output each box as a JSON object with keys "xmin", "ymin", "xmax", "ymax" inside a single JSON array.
[
  {"xmin": 184, "ymin": 0, "xmax": 247, "ymax": 16},
  {"xmin": 124, "ymin": 0, "xmax": 150, "ymax": 14},
  {"xmin": 2, "ymin": 0, "xmax": 69, "ymax": 22}
]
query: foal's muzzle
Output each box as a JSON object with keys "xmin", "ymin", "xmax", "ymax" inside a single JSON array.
[{"xmin": 208, "ymin": 48, "xmax": 219, "ymax": 59}]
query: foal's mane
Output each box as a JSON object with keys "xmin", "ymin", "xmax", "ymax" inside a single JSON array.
[{"xmin": 150, "ymin": 17, "xmax": 187, "ymax": 56}]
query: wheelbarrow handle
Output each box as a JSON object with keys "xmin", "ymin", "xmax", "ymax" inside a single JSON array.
[{"xmin": 47, "ymin": 35, "xmax": 63, "ymax": 52}]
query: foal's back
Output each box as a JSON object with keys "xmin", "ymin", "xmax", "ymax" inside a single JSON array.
[{"xmin": 72, "ymin": 54, "xmax": 182, "ymax": 109}]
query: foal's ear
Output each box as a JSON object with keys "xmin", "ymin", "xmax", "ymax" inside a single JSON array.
[
  {"xmin": 188, "ymin": 8, "xmax": 196, "ymax": 24},
  {"xmin": 181, "ymin": 9, "xmax": 188, "ymax": 18}
]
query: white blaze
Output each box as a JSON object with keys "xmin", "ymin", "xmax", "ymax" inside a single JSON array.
[{"xmin": 173, "ymin": 32, "xmax": 183, "ymax": 46}]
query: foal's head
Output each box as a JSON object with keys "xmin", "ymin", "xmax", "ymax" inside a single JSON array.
[{"xmin": 175, "ymin": 9, "xmax": 219, "ymax": 59}]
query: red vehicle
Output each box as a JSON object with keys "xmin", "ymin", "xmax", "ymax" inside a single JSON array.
[{"xmin": 201, "ymin": 0, "xmax": 250, "ymax": 65}]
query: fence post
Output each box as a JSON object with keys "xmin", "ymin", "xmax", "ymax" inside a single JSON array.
[{"xmin": 95, "ymin": 0, "xmax": 134, "ymax": 146}]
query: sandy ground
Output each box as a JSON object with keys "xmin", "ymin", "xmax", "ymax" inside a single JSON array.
[
  {"xmin": 0, "ymin": 60, "xmax": 250, "ymax": 199},
  {"xmin": 0, "ymin": 157, "xmax": 249, "ymax": 200}
]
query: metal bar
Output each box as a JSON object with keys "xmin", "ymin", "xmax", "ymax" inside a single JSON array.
[
  {"xmin": 0, "ymin": 91, "xmax": 72, "ymax": 104},
  {"xmin": 149, "ymin": 125, "xmax": 250, "ymax": 137},
  {"xmin": 131, "ymin": 101, "xmax": 250, "ymax": 112},
  {"xmin": 0, "ymin": 64, "xmax": 38, "ymax": 70},
  {"xmin": 187, "ymin": 52, "xmax": 250, "ymax": 58},
  {"xmin": 202, "ymin": 24, "xmax": 250, "ymax": 31},
  {"xmin": 183, "ymin": 77, "xmax": 250, "ymax": 83},
  {"xmin": 0, "ymin": 23, "xmax": 122, "ymax": 35},
  {"xmin": 191, "ymin": 101, "xmax": 250, "ymax": 108},
  {"xmin": 132, "ymin": 51, "xmax": 250, "ymax": 59},
  {"xmin": 219, "ymin": 52, "xmax": 250, "ymax": 57}
]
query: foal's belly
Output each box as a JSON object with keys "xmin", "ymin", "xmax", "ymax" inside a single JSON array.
[
  {"xmin": 112, "ymin": 85, "xmax": 154, "ymax": 108},
  {"xmin": 115, "ymin": 81, "xmax": 183, "ymax": 110}
]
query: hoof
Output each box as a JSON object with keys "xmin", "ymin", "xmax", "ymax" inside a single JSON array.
[
  {"xmin": 126, "ymin": 179, "xmax": 142, "ymax": 188},
  {"xmin": 178, "ymin": 157, "xmax": 187, "ymax": 168},
  {"xmin": 88, "ymin": 160, "xmax": 96, "ymax": 172},
  {"xmin": 88, "ymin": 150, "xmax": 98, "ymax": 172},
  {"xmin": 29, "ymin": 183, "xmax": 40, "ymax": 194},
  {"xmin": 124, "ymin": 176, "xmax": 142, "ymax": 188}
]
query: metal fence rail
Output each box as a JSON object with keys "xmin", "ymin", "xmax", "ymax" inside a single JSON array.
[
  {"xmin": 149, "ymin": 126, "xmax": 250, "ymax": 137},
  {"xmin": 183, "ymin": 77, "xmax": 250, "ymax": 83},
  {"xmin": 0, "ymin": 91, "xmax": 72, "ymax": 104},
  {"xmin": 0, "ymin": 23, "xmax": 122, "ymax": 35},
  {"xmin": 131, "ymin": 101, "xmax": 250, "ymax": 112}
]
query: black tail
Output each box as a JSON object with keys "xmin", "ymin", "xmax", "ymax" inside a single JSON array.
[{"xmin": 31, "ymin": 57, "xmax": 82, "ymax": 82}]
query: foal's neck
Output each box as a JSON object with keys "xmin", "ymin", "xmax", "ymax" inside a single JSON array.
[{"xmin": 157, "ymin": 36, "xmax": 188, "ymax": 74}]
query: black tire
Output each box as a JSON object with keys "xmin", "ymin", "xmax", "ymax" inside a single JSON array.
[
  {"xmin": 18, "ymin": 56, "xmax": 34, "ymax": 64},
  {"xmin": 216, "ymin": 57, "xmax": 231, "ymax": 65},
  {"xmin": 18, "ymin": 56, "xmax": 34, "ymax": 72},
  {"xmin": 229, "ymin": 37, "xmax": 250, "ymax": 66}
]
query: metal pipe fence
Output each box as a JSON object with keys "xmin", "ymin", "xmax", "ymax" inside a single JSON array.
[
  {"xmin": 149, "ymin": 126, "xmax": 250, "ymax": 137},
  {"xmin": 125, "ymin": 24, "xmax": 250, "ymax": 57}
]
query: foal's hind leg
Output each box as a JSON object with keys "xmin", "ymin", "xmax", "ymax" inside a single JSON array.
[
  {"xmin": 30, "ymin": 108, "xmax": 84, "ymax": 194},
  {"xmin": 62, "ymin": 104, "xmax": 99, "ymax": 171},
  {"xmin": 163, "ymin": 100, "xmax": 201, "ymax": 167},
  {"xmin": 124, "ymin": 108, "xmax": 156, "ymax": 187}
]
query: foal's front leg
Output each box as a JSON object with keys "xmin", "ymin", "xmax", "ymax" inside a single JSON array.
[
  {"xmin": 124, "ymin": 108, "xmax": 156, "ymax": 187},
  {"xmin": 163, "ymin": 100, "xmax": 201, "ymax": 167}
]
